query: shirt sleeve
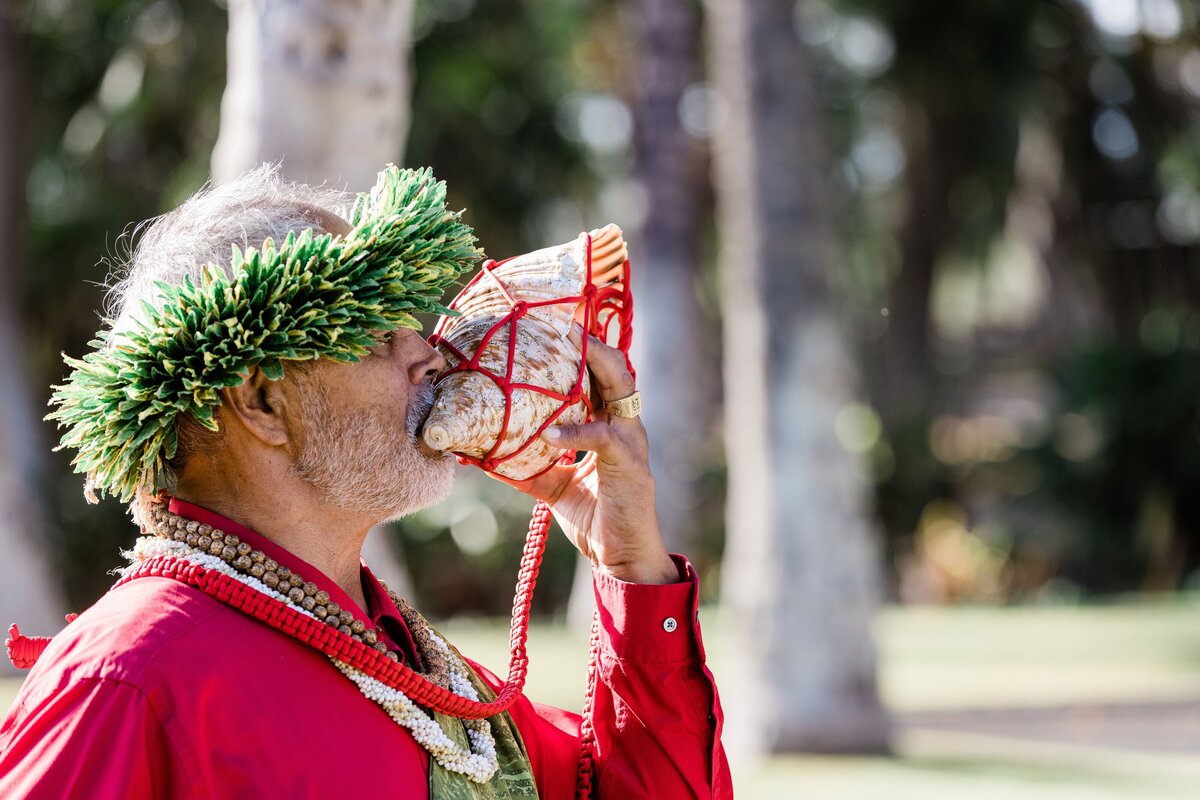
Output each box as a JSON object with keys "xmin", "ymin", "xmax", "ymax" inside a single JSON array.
[
  {"xmin": 494, "ymin": 555, "xmax": 732, "ymax": 799},
  {"xmin": 0, "ymin": 676, "xmax": 175, "ymax": 798}
]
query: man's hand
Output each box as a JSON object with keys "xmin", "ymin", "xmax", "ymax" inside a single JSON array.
[{"xmin": 494, "ymin": 332, "xmax": 678, "ymax": 585}]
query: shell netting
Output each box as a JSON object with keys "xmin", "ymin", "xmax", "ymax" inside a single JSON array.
[{"xmin": 427, "ymin": 231, "xmax": 636, "ymax": 477}]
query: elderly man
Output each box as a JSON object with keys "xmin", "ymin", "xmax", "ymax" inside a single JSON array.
[{"xmin": 0, "ymin": 166, "xmax": 731, "ymax": 799}]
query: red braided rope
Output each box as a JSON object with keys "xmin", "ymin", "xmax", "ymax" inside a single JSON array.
[
  {"xmin": 575, "ymin": 612, "xmax": 603, "ymax": 798},
  {"xmin": 6, "ymin": 507, "xmax": 559, "ymax": 721},
  {"xmin": 429, "ymin": 233, "xmax": 634, "ymax": 798},
  {"xmin": 6, "ymin": 625, "xmax": 52, "ymax": 669},
  {"xmin": 112, "ymin": 496, "xmax": 552, "ymax": 720},
  {"xmin": 6, "ymin": 615, "xmax": 77, "ymax": 669}
]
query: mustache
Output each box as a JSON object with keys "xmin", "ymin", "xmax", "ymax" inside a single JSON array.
[{"xmin": 406, "ymin": 383, "xmax": 436, "ymax": 439}]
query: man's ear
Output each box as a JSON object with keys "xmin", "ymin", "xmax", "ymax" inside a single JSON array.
[{"xmin": 219, "ymin": 367, "xmax": 290, "ymax": 447}]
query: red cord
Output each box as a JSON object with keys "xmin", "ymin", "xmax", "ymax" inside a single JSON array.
[
  {"xmin": 575, "ymin": 612, "xmax": 602, "ymax": 799},
  {"xmin": 6, "ymin": 615, "xmax": 77, "ymax": 669},
  {"xmin": 108, "ymin": 497, "xmax": 552, "ymax": 720},
  {"xmin": 429, "ymin": 233, "xmax": 633, "ymax": 798},
  {"xmin": 6, "ymin": 624, "xmax": 51, "ymax": 670}
]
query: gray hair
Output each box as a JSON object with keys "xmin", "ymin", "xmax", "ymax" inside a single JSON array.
[
  {"xmin": 107, "ymin": 164, "xmax": 354, "ymax": 339},
  {"xmin": 107, "ymin": 164, "xmax": 354, "ymax": 490}
]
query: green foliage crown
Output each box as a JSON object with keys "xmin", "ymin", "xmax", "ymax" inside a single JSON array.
[{"xmin": 48, "ymin": 165, "xmax": 482, "ymax": 503}]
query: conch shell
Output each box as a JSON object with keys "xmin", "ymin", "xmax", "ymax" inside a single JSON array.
[{"xmin": 422, "ymin": 224, "xmax": 628, "ymax": 479}]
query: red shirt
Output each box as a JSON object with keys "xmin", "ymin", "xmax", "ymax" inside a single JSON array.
[{"xmin": 0, "ymin": 501, "xmax": 731, "ymax": 798}]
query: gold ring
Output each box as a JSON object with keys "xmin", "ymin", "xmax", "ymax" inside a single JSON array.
[{"xmin": 604, "ymin": 391, "xmax": 642, "ymax": 419}]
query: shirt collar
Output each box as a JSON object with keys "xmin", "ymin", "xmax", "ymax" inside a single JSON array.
[{"xmin": 167, "ymin": 497, "xmax": 418, "ymax": 661}]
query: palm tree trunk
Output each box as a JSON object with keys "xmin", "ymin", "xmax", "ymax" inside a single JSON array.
[
  {"xmin": 213, "ymin": 0, "xmax": 416, "ymax": 189},
  {"xmin": 213, "ymin": 0, "xmax": 419, "ymax": 594},
  {"xmin": 569, "ymin": 0, "xmax": 710, "ymax": 629},
  {"xmin": 629, "ymin": 0, "xmax": 709, "ymax": 554},
  {"xmin": 708, "ymin": 0, "xmax": 890, "ymax": 753}
]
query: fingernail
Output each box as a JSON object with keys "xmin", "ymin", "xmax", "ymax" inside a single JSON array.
[{"xmin": 542, "ymin": 427, "xmax": 562, "ymax": 442}]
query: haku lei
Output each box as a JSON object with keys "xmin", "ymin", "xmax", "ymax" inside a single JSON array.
[{"xmin": 49, "ymin": 165, "xmax": 481, "ymax": 503}]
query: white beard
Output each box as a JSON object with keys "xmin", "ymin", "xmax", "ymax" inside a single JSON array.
[{"xmin": 293, "ymin": 378, "xmax": 455, "ymax": 520}]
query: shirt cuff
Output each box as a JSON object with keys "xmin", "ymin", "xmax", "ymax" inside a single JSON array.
[{"xmin": 592, "ymin": 554, "xmax": 705, "ymax": 664}]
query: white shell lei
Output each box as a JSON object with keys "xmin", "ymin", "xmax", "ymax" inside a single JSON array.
[{"xmin": 124, "ymin": 537, "xmax": 500, "ymax": 783}]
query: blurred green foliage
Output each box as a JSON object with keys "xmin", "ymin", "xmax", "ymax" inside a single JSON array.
[
  {"xmin": 19, "ymin": 0, "xmax": 228, "ymax": 605},
  {"xmin": 13, "ymin": 0, "xmax": 1200, "ymax": 610},
  {"xmin": 805, "ymin": 0, "xmax": 1200, "ymax": 597},
  {"xmin": 1017, "ymin": 336, "xmax": 1200, "ymax": 592},
  {"xmin": 15, "ymin": 0, "xmax": 608, "ymax": 611}
]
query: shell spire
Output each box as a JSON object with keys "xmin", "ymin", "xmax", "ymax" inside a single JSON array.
[{"xmin": 423, "ymin": 224, "xmax": 629, "ymax": 479}]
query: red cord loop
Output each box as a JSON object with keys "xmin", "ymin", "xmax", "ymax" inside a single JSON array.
[
  {"xmin": 6, "ymin": 624, "xmax": 48, "ymax": 670},
  {"xmin": 427, "ymin": 231, "xmax": 635, "ymax": 798},
  {"xmin": 6, "ymin": 614, "xmax": 79, "ymax": 670},
  {"xmin": 109, "ymin": 507, "xmax": 552, "ymax": 719}
]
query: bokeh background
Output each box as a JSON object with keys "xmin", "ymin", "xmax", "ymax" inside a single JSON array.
[{"xmin": 3, "ymin": 0, "xmax": 1200, "ymax": 796}]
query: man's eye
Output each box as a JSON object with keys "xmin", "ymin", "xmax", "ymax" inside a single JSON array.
[{"xmin": 370, "ymin": 332, "xmax": 393, "ymax": 354}]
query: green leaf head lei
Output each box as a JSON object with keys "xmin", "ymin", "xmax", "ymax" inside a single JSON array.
[{"xmin": 48, "ymin": 165, "xmax": 482, "ymax": 504}]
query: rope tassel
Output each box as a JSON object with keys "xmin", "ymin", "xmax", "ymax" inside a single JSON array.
[{"xmin": 6, "ymin": 615, "xmax": 78, "ymax": 669}]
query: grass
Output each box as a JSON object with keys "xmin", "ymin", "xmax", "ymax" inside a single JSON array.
[
  {"xmin": 876, "ymin": 599, "xmax": 1200, "ymax": 712},
  {"xmin": 441, "ymin": 597, "xmax": 1200, "ymax": 798},
  {"xmin": 6, "ymin": 596, "xmax": 1200, "ymax": 798},
  {"xmin": 745, "ymin": 750, "xmax": 1199, "ymax": 800}
]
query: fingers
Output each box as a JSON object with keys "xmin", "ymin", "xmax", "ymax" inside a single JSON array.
[
  {"xmin": 581, "ymin": 334, "xmax": 636, "ymax": 403},
  {"xmin": 488, "ymin": 453, "xmax": 597, "ymax": 504},
  {"xmin": 542, "ymin": 414, "xmax": 646, "ymax": 469},
  {"xmin": 542, "ymin": 419, "xmax": 615, "ymax": 453}
]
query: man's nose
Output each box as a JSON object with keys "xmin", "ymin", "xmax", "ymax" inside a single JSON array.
[{"xmin": 412, "ymin": 338, "xmax": 448, "ymax": 384}]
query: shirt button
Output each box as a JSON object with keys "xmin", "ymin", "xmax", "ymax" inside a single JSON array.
[{"xmin": 662, "ymin": 617, "xmax": 678, "ymax": 633}]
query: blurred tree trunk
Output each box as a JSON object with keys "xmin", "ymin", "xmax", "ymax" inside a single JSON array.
[
  {"xmin": 213, "ymin": 0, "xmax": 417, "ymax": 594},
  {"xmin": 213, "ymin": 0, "xmax": 415, "ymax": 188},
  {"xmin": 570, "ymin": 0, "xmax": 710, "ymax": 629},
  {"xmin": 0, "ymin": 8, "xmax": 66, "ymax": 674},
  {"xmin": 708, "ymin": 0, "xmax": 890, "ymax": 753},
  {"xmin": 878, "ymin": 104, "xmax": 957, "ymax": 428},
  {"xmin": 628, "ymin": 0, "xmax": 708, "ymax": 553}
]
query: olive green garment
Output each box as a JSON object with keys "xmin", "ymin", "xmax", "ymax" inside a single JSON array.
[{"xmin": 426, "ymin": 641, "xmax": 540, "ymax": 799}]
